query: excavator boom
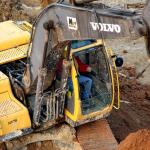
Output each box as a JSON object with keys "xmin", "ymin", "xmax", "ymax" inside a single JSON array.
[{"xmin": 23, "ymin": 1, "xmax": 150, "ymax": 94}]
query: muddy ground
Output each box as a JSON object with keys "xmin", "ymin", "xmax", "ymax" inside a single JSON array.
[
  {"xmin": 106, "ymin": 38, "xmax": 150, "ymax": 143},
  {"xmin": 108, "ymin": 67, "xmax": 150, "ymax": 142},
  {"xmin": 0, "ymin": 0, "xmax": 150, "ymax": 149}
]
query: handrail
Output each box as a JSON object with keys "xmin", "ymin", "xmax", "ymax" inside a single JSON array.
[{"xmin": 107, "ymin": 48, "xmax": 120, "ymax": 109}]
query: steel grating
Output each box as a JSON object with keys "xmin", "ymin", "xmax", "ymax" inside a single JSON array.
[
  {"xmin": 0, "ymin": 44, "xmax": 29, "ymax": 64},
  {"xmin": 0, "ymin": 99, "xmax": 21, "ymax": 117}
]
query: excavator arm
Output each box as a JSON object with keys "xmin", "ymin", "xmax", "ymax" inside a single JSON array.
[{"xmin": 22, "ymin": 1, "xmax": 150, "ymax": 94}]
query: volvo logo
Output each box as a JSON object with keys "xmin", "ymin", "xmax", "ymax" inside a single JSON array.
[{"xmin": 90, "ymin": 22, "xmax": 121, "ymax": 33}]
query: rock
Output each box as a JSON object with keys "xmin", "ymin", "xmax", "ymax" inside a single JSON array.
[
  {"xmin": 122, "ymin": 50, "xmax": 128, "ymax": 54},
  {"xmin": 0, "ymin": 143, "xmax": 6, "ymax": 150},
  {"xmin": 21, "ymin": 0, "xmax": 56, "ymax": 7},
  {"xmin": 20, "ymin": 0, "xmax": 57, "ymax": 18},
  {"xmin": 20, "ymin": 0, "xmax": 42, "ymax": 7},
  {"xmin": 0, "ymin": 0, "xmax": 33, "ymax": 22},
  {"xmin": 145, "ymin": 91, "xmax": 150, "ymax": 100}
]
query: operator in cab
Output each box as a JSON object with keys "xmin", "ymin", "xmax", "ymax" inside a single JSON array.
[
  {"xmin": 56, "ymin": 40, "xmax": 94, "ymax": 101},
  {"xmin": 74, "ymin": 56, "xmax": 92, "ymax": 100}
]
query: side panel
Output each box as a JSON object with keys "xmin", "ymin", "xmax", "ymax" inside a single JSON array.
[
  {"xmin": 0, "ymin": 21, "xmax": 31, "ymax": 51},
  {"xmin": 0, "ymin": 72, "xmax": 31, "ymax": 136}
]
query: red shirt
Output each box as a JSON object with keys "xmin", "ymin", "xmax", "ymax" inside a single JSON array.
[
  {"xmin": 75, "ymin": 57, "xmax": 89, "ymax": 73},
  {"xmin": 56, "ymin": 57, "xmax": 89, "ymax": 75}
]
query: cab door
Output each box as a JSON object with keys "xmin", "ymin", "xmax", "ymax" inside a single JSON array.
[{"xmin": 65, "ymin": 41, "xmax": 116, "ymax": 126}]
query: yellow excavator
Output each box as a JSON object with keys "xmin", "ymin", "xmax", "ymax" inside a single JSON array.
[
  {"xmin": 0, "ymin": 0, "xmax": 150, "ymax": 148},
  {"xmin": 0, "ymin": 20, "xmax": 119, "ymax": 138}
]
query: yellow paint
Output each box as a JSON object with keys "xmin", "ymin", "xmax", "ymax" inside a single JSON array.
[
  {"xmin": 107, "ymin": 48, "xmax": 120, "ymax": 109},
  {"xmin": 0, "ymin": 20, "xmax": 31, "ymax": 51},
  {"xmin": 0, "ymin": 72, "xmax": 31, "ymax": 136},
  {"xmin": 0, "ymin": 44, "xmax": 30, "ymax": 65},
  {"xmin": 65, "ymin": 59, "xmax": 81, "ymax": 121},
  {"xmin": 70, "ymin": 40, "xmax": 103, "ymax": 54}
]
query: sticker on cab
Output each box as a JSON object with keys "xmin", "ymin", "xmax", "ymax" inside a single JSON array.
[{"xmin": 67, "ymin": 17, "xmax": 78, "ymax": 30}]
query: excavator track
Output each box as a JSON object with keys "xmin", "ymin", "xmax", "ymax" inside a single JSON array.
[
  {"xmin": 2, "ymin": 120, "xmax": 117, "ymax": 150},
  {"xmin": 76, "ymin": 119, "xmax": 118, "ymax": 150},
  {"xmin": 5, "ymin": 124, "xmax": 82, "ymax": 150}
]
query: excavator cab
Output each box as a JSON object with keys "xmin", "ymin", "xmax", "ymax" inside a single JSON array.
[{"xmin": 64, "ymin": 40, "xmax": 120, "ymax": 126}]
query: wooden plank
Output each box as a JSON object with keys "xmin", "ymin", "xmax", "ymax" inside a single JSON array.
[{"xmin": 76, "ymin": 119, "xmax": 118, "ymax": 150}]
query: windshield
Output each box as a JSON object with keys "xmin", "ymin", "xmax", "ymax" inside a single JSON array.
[{"xmin": 73, "ymin": 45, "xmax": 112, "ymax": 115}]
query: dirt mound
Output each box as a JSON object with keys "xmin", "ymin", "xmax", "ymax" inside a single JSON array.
[
  {"xmin": 118, "ymin": 129, "xmax": 150, "ymax": 150},
  {"xmin": 108, "ymin": 67, "xmax": 150, "ymax": 142},
  {"xmin": 0, "ymin": 0, "xmax": 33, "ymax": 22}
]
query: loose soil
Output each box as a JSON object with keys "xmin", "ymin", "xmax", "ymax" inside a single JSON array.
[
  {"xmin": 106, "ymin": 37, "xmax": 150, "ymax": 147},
  {"xmin": 108, "ymin": 67, "xmax": 150, "ymax": 142},
  {"xmin": 118, "ymin": 129, "xmax": 150, "ymax": 150},
  {"xmin": 0, "ymin": 0, "xmax": 33, "ymax": 22}
]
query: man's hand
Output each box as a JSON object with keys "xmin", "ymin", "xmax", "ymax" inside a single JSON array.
[
  {"xmin": 87, "ymin": 67, "xmax": 92, "ymax": 72},
  {"xmin": 91, "ymin": 70, "xmax": 96, "ymax": 76}
]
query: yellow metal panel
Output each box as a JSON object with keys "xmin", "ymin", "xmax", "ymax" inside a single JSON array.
[
  {"xmin": 65, "ymin": 60, "xmax": 81, "ymax": 122},
  {"xmin": 0, "ymin": 72, "xmax": 31, "ymax": 136},
  {"xmin": 70, "ymin": 40, "xmax": 103, "ymax": 54},
  {"xmin": 0, "ymin": 97, "xmax": 22, "ymax": 118},
  {"xmin": 0, "ymin": 44, "xmax": 29, "ymax": 64},
  {"xmin": 107, "ymin": 48, "xmax": 120, "ymax": 109},
  {"xmin": 0, "ymin": 20, "xmax": 31, "ymax": 51}
]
